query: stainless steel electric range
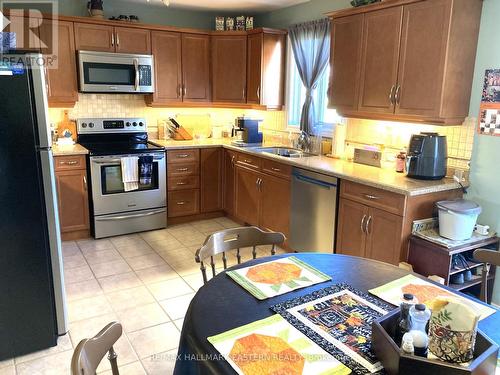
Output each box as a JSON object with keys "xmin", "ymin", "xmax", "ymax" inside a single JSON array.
[{"xmin": 77, "ymin": 118, "xmax": 166, "ymax": 239}]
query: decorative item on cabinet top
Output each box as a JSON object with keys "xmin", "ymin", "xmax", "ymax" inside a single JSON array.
[
  {"xmin": 87, "ymin": 0, "xmax": 104, "ymax": 19},
  {"xmin": 351, "ymin": 0, "xmax": 381, "ymax": 7}
]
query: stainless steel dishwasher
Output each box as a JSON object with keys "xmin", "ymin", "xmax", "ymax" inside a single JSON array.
[{"xmin": 290, "ymin": 168, "xmax": 338, "ymax": 252}]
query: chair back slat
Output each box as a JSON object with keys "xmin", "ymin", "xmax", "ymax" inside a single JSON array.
[
  {"xmin": 195, "ymin": 226, "xmax": 286, "ymax": 284},
  {"xmin": 473, "ymin": 249, "xmax": 500, "ymax": 304},
  {"xmin": 71, "ymin": 322, "xmax": 122, "ymax": 375}
]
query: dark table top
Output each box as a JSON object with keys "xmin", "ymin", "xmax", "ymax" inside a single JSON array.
[{"xmin": 174, "ymin": 253, "xmax": 500, "ymax": 375}]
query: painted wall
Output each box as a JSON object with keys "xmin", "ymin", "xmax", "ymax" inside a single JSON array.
[
  {"xmin": 56, "ymin": 0, "xmax": 219, "ymax": 29},
  {"xmin": 467, "ymin": 0, "xmax": 500, "ymax": 304}
]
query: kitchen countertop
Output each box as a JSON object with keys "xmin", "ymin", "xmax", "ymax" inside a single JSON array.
[
  {"xmin": 52, "ymin": 143, "xmax": 89, "ymax": 156},
  {"xmin": 61, "ymin": 138, "xmax": 462, "ymax": 196}
]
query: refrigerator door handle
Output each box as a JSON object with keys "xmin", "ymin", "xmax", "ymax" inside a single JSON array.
[{"xmin": 29, "ymin": 54, "xmax": 52, "ymax": 149}]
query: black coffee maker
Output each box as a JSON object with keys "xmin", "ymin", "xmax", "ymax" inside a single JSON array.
[{"xmin": 406, "ymin": 133, "xmax": 447, "ymax": 180}]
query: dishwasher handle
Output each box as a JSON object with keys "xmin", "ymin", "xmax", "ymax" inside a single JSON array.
[{"xmin": 293, "ymin": 173, "xmax": 337, "ymax": 189}]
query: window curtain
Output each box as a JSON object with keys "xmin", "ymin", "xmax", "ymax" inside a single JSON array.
[{"xmin": 289, "ymin": 18, "xmax": 331, "ymax": 135}]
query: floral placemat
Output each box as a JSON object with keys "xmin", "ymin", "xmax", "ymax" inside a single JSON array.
[
  {"xmin": 226, "ymin": 256, "xmax": 331, "ymax": 300},
  {"xmin": 369, "ymin": 274, "xmax": 495, "ymax": 320},
  {"xmin": 271, "ymin": 284, "xmax": 392, "ymax": 374},
  {"xmin": 207, "ymin": 314, "xmax": 352, "ymax": 375}
]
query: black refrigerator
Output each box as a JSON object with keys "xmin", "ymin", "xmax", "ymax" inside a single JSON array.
[{"xmin": 0, "ymin": 52, "xmax": 68, "ymax": 360}]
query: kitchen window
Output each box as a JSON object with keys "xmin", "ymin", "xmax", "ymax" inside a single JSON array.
[{"xmin": 286, "ymin": 38, "xmax": 341, "ymax": 132}]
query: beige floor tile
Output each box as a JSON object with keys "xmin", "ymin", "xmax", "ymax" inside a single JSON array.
[
  {"xmin": 128, "ymin": 323, "xmax": 180, "ymax": 359},
  {"xmin": 148, "ymin": 238, "xmax": 184, "ymax": 253},
  {"xmin": 126, "ymin": 253, "xmax": 166, "ymax": 271},
  {"xmin": 158, "ymin": 247, "xmax": 195, "ymax": 264},
  {"xmin": 146, "ymin": 278, "xmax": 193, "ymax": 301},
  {"xmin": 159, "ymin": 293, "xmax": 195, "ymax": 320},
  {"xmin": 78, "ymin": 238, "xmax": 115, "ymax": 252},
  {"xmin": 69, "ymin": 312, "xmax": 119, "ymax": 345},
  {"xmin": 68, "ymin": 295, "xmax": 113, "ymax": 323},
  {"xmin": 139, "ymin": 229, "xmax": 175, "ymax": 243},
  {"xmin": 110, "ymin": 234, "xmax": 145, "ymax": 248},
  {"xmin": 16, "ymin": 350, "xmax": 73, "ymax": 375},
  {"xmin": 141, "ymin": 349, "xmax": 177, "ymax": 375},
  {"xmin": 66, "ymin": 278, "xmax": 103, "ymax": 301},
  {"xmin": 173, "ymin": 318, "xmax": 184, "ymax": 331},
  {"xmin": 84, "ymin": 249, "xmax": 123, "ymax": 265},
  {"xmin": 213, "ymin": 216, "xmax": 240, "ymax": 228},
  {"xmin": 168, "ymin": 227, "xmax": 201, "ymax": 240},
  {"xmin": 96, "ymin": 336, "xmax": 138, "ymax": 373},
  {"xmin": 90, "ymin": 259, "xmax": 132, "ymax": 278},
  {"xmin": 98, "ymin": 272, "xmax": 143, "ymax": 293},
  {"xmin": 190, "ymin": 219, "xmax": 225, "ymax": 233},
  {"xmin": 116, "ymin": 243, "xmax": 154, "ymax": 258},
  {"xmin": 15, "ymin": 333, "xmax": 72, "ymax": 364},
  {"xmin": 0, "ymin": 359, "xmax": 14, "ymax": 369},
  {"xmin": 176, "ymin": 233, "xmax": 208, "ymax": 247},
  {"xmin": 63, "ymin": 252, "xmax": 88, "ymax": 269},
  {"xmin": 116, "ymin": 303, "xmax": 170, "ymax": 333},
  {"xmin": 181, "ymin": 273, "xmax": 204, "ymax": 291},
  {"xmin": 0, "ymin": 366, "xmax": 15, "ymax": 375},
  {"xmin": 99, "ymin": 361, "xmax": 146, "ymax": 375},
  {"xmin": 64, "ymin": 264, "xmax": 95, "ymax": 284},
  {"xmin": 134, "ymin": 265, "xmax": 178, "ymax": 285},
  {"xmin": 62, "ymin": 241, "xmax": 80, "ymax": 258},
  {"xmin": 106, "ymin": 286, "xmax": 155, "ymax": 311},
  {"xmin": 168, "ymin": 259, "xmax": 200, "ymax": 276}
]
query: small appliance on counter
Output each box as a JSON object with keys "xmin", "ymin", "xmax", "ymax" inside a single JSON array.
[
  {"xmin": 406, "ymin": 132, "xmax": 447, "ymax": 180},
  {"xmin": 436, "ymin": 199, "xmax": 482, "ymax": 241},
  {"xmin": 231, "ymin": 117, "xmax": 263, "ymax": 146}
]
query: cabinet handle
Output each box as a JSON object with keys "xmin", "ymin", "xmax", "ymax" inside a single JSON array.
[
  {"xmin": 183, "ymin": 85, "xmax": 187, "ymax": 97},
  {"xmin": 363, "ymin": 194, "xmax": 379, "ymax": 200},
  {"xmin": 389, "ymin": 85, "xmax": 396, "ymax": 105},
  {"xmin": 257, "ymin": 86, "xmax": 260, "ymax": 100},
  {"xmin": 177, "ymin": 154, "xmax": 189, "ymax": 158},
  {"xmin": 231, "ymin": 155, "xmax": 236, "ymax": 166},
  {"xmin": 111, "ymin": 33, "xmax": 115, "ymax": 46},
  {"xmin": 178, "ymin": 84, "xmax": 182, "ymax": 98},
  {"xmin": 243, "ymin": 88, "xmax": 246, "ymax": 101},
  {"xmin": 360, "ymin": 214, "xmax": 367, "ymax": 234},
  {"xmin": 83, "ymin": 175, "xmax": 87, "ymax": 191},
  {"xmin": 395, "ymin": 85, "xmax": 401, "ymax": 105},
  {"xmin": 116, "ymin": 32, "xmax": 120, "ymax": 47},
  {"xmin": 259, "ymin": 178, "xmax": 263, "ymax": 190},
  {"xmin": 176, "ymin": 201, "xmax": 187, "ymax": 205},
  {"xmin": 177, "ymin": 167, "xmax": 189, "ymax": 172},
  {"xmin": 271, "ymin": 167, "xmax": 281, "ymax": 172},
  {"xmin": 244, "ymin": 159, "xmax": 253, "ymax": 164},
  {"xmin": 62, "ymin": 160, "xmax": 78, "ymax": 165},
  {"xmin": 366, "ymin": 216, "xmax": 372, "ymax": 234},
  {"xmin": 176, "ymin": 182, "xmax": 187, "ymax": 185}
]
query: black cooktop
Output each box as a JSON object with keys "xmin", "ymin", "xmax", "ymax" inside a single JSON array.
[{"xmin": 78, "ymin": 132, "xmax": 164, "ymax": 156}]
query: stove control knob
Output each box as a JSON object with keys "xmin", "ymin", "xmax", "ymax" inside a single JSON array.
[
  {"xmin": 89, "ymin": 122, "xmax": 95, "ymax": 128},
  {"xmin": 139, "ymin": 122, "xmax": 144, "ymax": 127},
  {"xmin": 81, "ymin": 122, "xmax": 87, "ymax": 128},
  {"xmin": 133, "ymin": 122, "xmax": 138, "ymax": 127},
  {"xmin": 126, "ymin": 122, "xmax": 131, "ymax": 127}
]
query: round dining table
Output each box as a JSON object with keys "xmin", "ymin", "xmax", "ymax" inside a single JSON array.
[{"xmin": 173, "ymin": 253, "xmax": 500, "ymax": 374}]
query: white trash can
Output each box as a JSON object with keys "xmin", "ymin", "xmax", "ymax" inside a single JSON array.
[{"xmin": 436, "ymin": 200, "xmax": 482, "ymax": 241}]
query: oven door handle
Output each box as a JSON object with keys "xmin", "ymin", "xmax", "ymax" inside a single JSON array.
[
  {"xmin": 95, "ymin": 208, "xmax": 166, "ymax": 221},
  {"xmin": 134, "ymin": 58, "xmax": 139, "ymax": 91},
  {"xmin": 92, "ymin": 156, "xmax": 165, "ymax": 164}
]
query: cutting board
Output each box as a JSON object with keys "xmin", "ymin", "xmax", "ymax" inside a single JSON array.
[{"xmin": 57, "ymin": 110, "xmax": 77, "ymax": 141}]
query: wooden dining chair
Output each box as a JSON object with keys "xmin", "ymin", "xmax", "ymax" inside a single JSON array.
[
  {"xmin": 473, "ymin": 248, "xmax": 500, "ymax": 303},
  {"xmin": 71, "ymin": 322, "xmax": 123, "ymax": 375},
  {"xmin": 195, "ymin": 226, "xmax": 286, "ymax": 284}
]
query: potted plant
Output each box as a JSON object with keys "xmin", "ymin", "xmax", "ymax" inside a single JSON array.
[{"xmin": 87, "ymin": 0, "xmax": 104, "ymax": 18}]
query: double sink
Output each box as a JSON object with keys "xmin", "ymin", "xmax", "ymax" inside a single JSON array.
[{"xmin": 252, "ymin": 146, "xmax": 315, "ymax": 158}]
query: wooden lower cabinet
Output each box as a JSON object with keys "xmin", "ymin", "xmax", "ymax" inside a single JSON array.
[
  {"xmin": 235, "ymin": 165, "xmax": 261, "ymax": 226},
  {"xmin": 200, "ymin": 148, "xmax": 223, "ymax": 213},
  {"xmin": 54, "ymin": 156, "xmax": 90, "ymax": 240},
  {"xmin": 168, "ymin": 189, "xmax": 200, "ymax": 217},
  {"xmin": 336, "ymin": 199, "xmax": 368, "ymax": 258},
  {"xmin": 223, "ymin": 149, "xmax": 237, "ymax": 216},
  {"xmin": 260, "ymin": 173, "xmax": 290, "ymax": 237}
]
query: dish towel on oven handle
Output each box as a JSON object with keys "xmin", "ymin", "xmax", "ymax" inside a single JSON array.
[
  {"xmin": 121, "ymin": 156, "xmax": 139, "ymax": 192},
  {"xmin": 139, "ymin": 156, "xmax": 154, "ymax": 186}
]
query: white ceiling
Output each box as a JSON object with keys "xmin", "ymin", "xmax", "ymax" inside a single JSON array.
[{"xmin": 144, "ymin": 0, "xmax": 310, "ymax": 12}]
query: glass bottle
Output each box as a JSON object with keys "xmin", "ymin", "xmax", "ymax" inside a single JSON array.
[
  {"xmin": 409, "ymin": 304, "xmax": 431, "ymax": 357},
  {"xmin": 394, "ymin": 293, "xmax": 416, "ymax": 346},
  {"xmin": 401, "ymin": 332, "xmax": 415, "ymax": 355}
]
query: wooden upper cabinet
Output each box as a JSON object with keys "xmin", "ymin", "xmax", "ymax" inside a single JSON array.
[
  {"xmin": 39, "ymin": 20, "xmax": 78, "ymax": 107},
  {"xmin": 4, "ymin": 15, "xmax": 41, "ymax": 51},
  {"xmin": 148, "ymin": 31, "xmax": 182, "ymax": 105},
  {"xmin": 394, "ymin": 0, "xmax": 450, "ymax": 118},
  {"xmin": 200, "ymin": 148, "xmax": 223, "ymax": 213},
  {"xmin": 182, "ymin": 33, "xmax": 210, "ymax": 102},
  {"xmin": 246, "ymin": 33, "xmax": 263, "ymax": 105},
  {"xmin": 74, "ymin": 23, "xmax": 115, "ymax": 52},
  {"xmin": 328, "ymin": 15, "xmax": 363, "ymax": 112},
  {"xmin": 358, "ymin": 6, "xmax": 403, "ymax": 114},
  {"xmin": 114, "ymin": 27, "xmax": 151, "ymax": 54},
  {"xmin": 212, "ymin": 35, "xmax": 247, "ymax": 103}
]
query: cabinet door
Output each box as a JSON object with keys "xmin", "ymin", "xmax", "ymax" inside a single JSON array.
[
  {"xmin": 4, "ymin": 15, "xmax": 41, "ymax": 50},
  {"xmin": 149, "ymin": 31, "xmax": 182, "ymax": 104},
  {"xmin": 211, "ymin": 35, "xmax": 247, "ymax": 103},
  {"xmin": 329, "ymin": 15, "xmax": 364, "ymax": 112},
  {"xmin": 39, "ymin": 20, "xmax": 78, "ymax": 106},
  {"xmin": 260, "ymin": 174, "xmax": 290, "ymax": 237},
  {"xmin": 182, "ymin": 33, "xmax": 210, "ymax": 102},
  {"xmin": 336, "ymin": 198, "xmax": 368, "ymax": 257},
  {"xmin": 223, "ymin": 150, "xmax": 237, "ymax": 216},
  {"xmin": 55, "ymin": 169, "xmax": 89, "ymax": 233},
  {"xmin": 246, "ymin": 33, "xmax": 263, "ymax": 104},
  {"xmin": 394, "ymin": 0, "xmax": 450, "ymax": 118},
  {"xmin": 200, "ymin": 148, "xmax": 223, "ymax": 213},
  {"xmin": 358, "ymin": 7, "xmax": 403, "ymax": 114},
  {"xmin": 365, "ymin": 207, "xmax": 403, "ymax": 265},
  {"xmin": 115, "ymin": 27, "xmax": 151, "ymax": 54},
  {"xmin": 74, "ymin": 23, "xmax": 115, "ymax": 52},
  {"xmin": 235, "ymin": 165, "xmax": 260, "ymax": 226}
]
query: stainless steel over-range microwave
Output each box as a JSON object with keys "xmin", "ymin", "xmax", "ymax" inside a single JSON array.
[{"xmin": 78, "ymin": 50, "xmax": 154, "ymax": 93}]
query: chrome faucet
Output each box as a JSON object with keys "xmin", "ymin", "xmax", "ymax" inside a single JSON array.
[{"xmin": 296, "ymin": 131, "xmax": 311, "ymax": 152}]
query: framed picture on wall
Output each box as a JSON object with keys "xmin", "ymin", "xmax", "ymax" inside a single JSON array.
[
  {"xmin": 481, "ymin": 69, "xmax": 500, "ymax": 102},
  {"xmin": 478, "ymin": 103, "xmax": 500, "ymax": 136}
]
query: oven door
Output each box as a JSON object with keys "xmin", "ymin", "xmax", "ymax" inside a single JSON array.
[
  {"xmin": 90, "ymin": 153, "xmax": 166, "ymax": 216},
  {"xmin": 78, "ymin": 50, "xmax": 154, "ymax": 93}
]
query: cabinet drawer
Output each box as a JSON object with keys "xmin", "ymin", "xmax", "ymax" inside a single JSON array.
[
  {"xmin": 262, "ymin": 159, "xmax": 292, "ymax": 180},
  {"xmin": 54, "ymin": 155, "xmax": 86, "ymax": 171},
  {"xmin": 168, "ymin": 189, "xmax": 200, "ymax": 217},
  {"xmin": 167, "ymin": 163, "xmax": 199, "ymax": 177},
  {"xmin": 236, "ymin": 153, "xmax": 262, "ymax": 170},
  {"xmin": 341, "ymin": 180, "xmax": 406, "ymax": 216},
  {"xmin": 167, "ymin": 149, "xmax": 200, "ymax": 164},
  {"xmin": 168, "ymin": 176, "xmax": 199, "ymax": 191}
]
